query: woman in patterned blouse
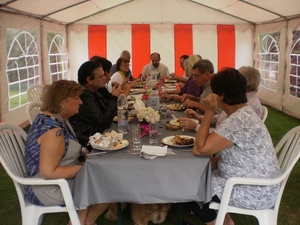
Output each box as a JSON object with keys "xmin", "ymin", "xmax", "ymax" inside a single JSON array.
[{"xmin": 185, "ymin": 68, "xmax": 281, "ymax": 225}]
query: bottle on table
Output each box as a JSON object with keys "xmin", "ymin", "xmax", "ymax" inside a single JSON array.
[
  {"xmin": 146, "ymin": 74, "xmax": 152, "ymax": 83},
  {"xmin": 151, "ymin": 68, "xmax": 157, "ymax": 80},
  {"xmin": 148, "ymin": 87, "xmax": 160, "ymax": 111},
  {"xmin": 117, "ymin": 90, "xmax": 128, "ymax": 134}
]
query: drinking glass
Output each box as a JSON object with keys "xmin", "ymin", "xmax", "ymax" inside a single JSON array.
[
  {"xmin": 159, "ymin": 103, "xmax": 167, "ymax": 127},
  {"xmin": 131, "ymin": 124, "xmax": 142, "ymax": 154}
]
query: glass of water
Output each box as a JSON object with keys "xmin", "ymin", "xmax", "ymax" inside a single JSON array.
[
  {"xmin": 131, "ymin": 124, "xmax": 141, "ymax": 154},
  {"xmin": 159, "ymin": 103, "xmax": 167, "ymax": 127}
]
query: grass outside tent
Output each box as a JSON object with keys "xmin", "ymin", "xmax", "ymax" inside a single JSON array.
[{"xmin": 1, "ymin": 105, "xmax": 300, "ymax": 225}]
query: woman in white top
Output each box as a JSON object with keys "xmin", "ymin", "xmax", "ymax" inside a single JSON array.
[{"xmin": 107, "ymin": 57, "xmax": 130, "ymax": 93}]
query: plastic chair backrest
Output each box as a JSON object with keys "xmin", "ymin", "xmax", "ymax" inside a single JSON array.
[
  {"xmin": 27, "ymin": 84, "xmax": 44, "ymax": 102},
  {"xmin": 0, "ymin": 122, "xmax": 27, "ymax": 195},
  {"xmin": 261, "ymin": 105, "xmax": 268, "ymax": 122},
  {"xmin": 272, "ymin": 126, "xmax": 300, "ymax": 213},
  {"xmin": 26, "ymin": 100, "xmax": 43, "ymax": 124},
  {"xmin": 211, "ymin": 125, "xmax": 300, "ymax": 225},
  {"xmin": 0, "ymin": 122, "xmax": 80, "ymax": 225}
]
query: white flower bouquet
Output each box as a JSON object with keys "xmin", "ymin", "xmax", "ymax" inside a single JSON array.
[{"xmin": 134, "ymin": 98, "xmax": 160, "ymax": 123}]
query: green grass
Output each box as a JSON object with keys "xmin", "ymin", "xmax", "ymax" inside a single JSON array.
[{"xmin": 1, "ymin": 105, "xmax": 300, "ymax": 225}]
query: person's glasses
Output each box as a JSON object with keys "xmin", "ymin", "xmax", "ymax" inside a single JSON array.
[
  {"xmin": 191, "ymin": 72, "xmax": 205, "ymax": 78},
  {"xmin": 123, "ymin": 61, "xmax": 130, "ymax": 64}
]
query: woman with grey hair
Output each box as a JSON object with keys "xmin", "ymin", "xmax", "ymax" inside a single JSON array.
[{"xmin": 181, "ymin": 66, "xmax": 264, "ymax": 131}]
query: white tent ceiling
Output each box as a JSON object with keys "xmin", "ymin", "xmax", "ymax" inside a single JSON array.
[{"xmin": 1, "ymin": 0, "xmax": 300, "ymax": 25}]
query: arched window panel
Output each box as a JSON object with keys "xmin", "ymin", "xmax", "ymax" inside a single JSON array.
[
  {"xmin": 255, "ymin": 33, "xmax": 280, "ymax": 91},
  {"xmin": 289, "ymin": 30, "xmax": 300, "ymax": 98},
  {"xmin": 48, "ymin": 34, "xmax": 69, "ymax": 82},
  {"xmin": 6, "ymin": 29, "xmax": 40, "ymax": 110}
]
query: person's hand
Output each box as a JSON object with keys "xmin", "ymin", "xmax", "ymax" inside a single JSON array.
[
  {"xmin": 111, "ymin": 82, "xmax": 121, "ymax": 97},
  {"xmin": 210, "ymin": 155, "xmax": 219, "ymax": 170},
  {"xmin": 182, "ymin": 99, "xmax": 198, "ymax": 109},
  {"xmin": 185, "ymin": 109, "xmax": 201, "ymax": 120},
  {"xmin": 163, "ymin": 92, "xmax": 172, "ymax": 100},
  {"xmin": 123, "ymin": 82, "xmax": 131, "ymax": 96},
  {"xmin": 178, "ymin": 117, "xmax": 198, "ymax": 131},
  {"xmin": 203, "ymin": 94, "xmax": 219, "ymax": 112},
  {"xmin": 169, "ymin": 73, "xmax": 178, "ymax": 80},
  {"xmin": 129, "ymin": 79, "xmax": 139, "ymax": 88},
  {"xmin": 121, "ymin": 77, "xmax": 130, "ymax": 89},
  {"xmin": 181, "ymin": 93, "xmax": 189, "ymax": 102}
]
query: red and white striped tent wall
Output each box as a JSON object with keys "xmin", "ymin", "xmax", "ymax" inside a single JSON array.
[
  {"xmin": 87, "ymin": 24, "xmax": 244, "ymax": 77},
  {"xmin": 69, "ymin": 24, "xmax": 252, "ymax": 80}
]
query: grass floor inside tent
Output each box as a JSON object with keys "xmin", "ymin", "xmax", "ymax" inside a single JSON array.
[{"xmin": 1, "ymin": 105, "xmax": 300, "ymax": 225}]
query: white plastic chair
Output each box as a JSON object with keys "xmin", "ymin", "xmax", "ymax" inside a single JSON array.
[
  {"xmin": 0, "ymin": 122, "xmax": 80, "ymax": 225},
  {"xmin": 261, "ymin": 105, "xmax": 268, "ymax": 122},
  {"xmin": 210, "ymin": 125, "xmax": 300, "ymax": 225},
  {"xmin": 27, "ymin": 84, "xmax": 44, "ymax": 102},
  {"xmin": 26, "ymin": 100, "xmax": 43, "ymax": 124}
]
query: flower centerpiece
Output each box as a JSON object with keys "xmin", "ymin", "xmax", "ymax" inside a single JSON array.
[
  {"xmin": 134, "ymin": 98, "xmax": 160, "ymax": 137},
  {"xmin": 136, "ymin": 106, "xmax": 160, "ymax": 124}
]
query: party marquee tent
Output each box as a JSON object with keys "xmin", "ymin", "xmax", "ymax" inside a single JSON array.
[{"xmin": 0, "ymin": 0, "xmax": 300, "ymax": 126}]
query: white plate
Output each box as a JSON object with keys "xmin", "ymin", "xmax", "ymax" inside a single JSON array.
[
  {"xmin": 130, "ymin": 89, "xmax": 144, "ymax": 94},
  {"xmin": 92, "ymin": 140, "xmax": 129, "ymax": 151},
  {"xmin": 164, "ymin": 85, "xmax": 177, "ymax": 89},
  {"xmin": 162, "ymin": 135, "xmax": 195, "ymax": 147},
  {"xmin": 164, "ymin": 80, "xmax": 177, "ymax": 84}
]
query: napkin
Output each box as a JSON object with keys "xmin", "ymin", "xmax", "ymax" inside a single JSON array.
[{"xmin": 140, "ymin": 145, "xmax": 168, "ymax": 160}]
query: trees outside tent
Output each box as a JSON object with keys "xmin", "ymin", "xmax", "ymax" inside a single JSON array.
[
  {"xmin": 255, "ymin": 32, "xmax": 280, "ymax": 91},
  {"xmin": 48, "ymin": 34, "xmax": 69, "ymax": 82},
  {"xmin": 6, "ymin": 29, "xmax": 40, "ymax": 111}
]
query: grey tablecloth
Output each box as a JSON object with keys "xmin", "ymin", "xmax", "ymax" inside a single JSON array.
[{"xmin": 73, "ymin": 109, "xmax": 212, "ymax": 208}]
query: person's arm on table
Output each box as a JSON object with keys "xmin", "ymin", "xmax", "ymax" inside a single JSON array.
[
  {"xmin": 193, "ymin": 94, "xmax": 233, "ymax": 156},
  {"xmin": 181, "ymin": 93, "xmax": 200, "ymax": 102},
  {"xmin": 169, "ymin": 73, "xmax": 188, "ymax": 83},
  {"xmin": 182, "ymin": 100, "xmax": 205, "ymax": 113}
]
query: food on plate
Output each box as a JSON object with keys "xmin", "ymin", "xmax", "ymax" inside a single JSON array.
[
  {"xmin": 164, "ymin": 83, "xmax": 177, "ymax": 87},
  {"xmin": 170, "ymin": 119, "xmax": 180, "ymax": 126},
  {"xmin": 128, "ymin": 102, "xmax": 135, "ymax": 109},
  {"xmin": 171, "ymin": 135, "xmax": 194, "ymax": 145},
  {"xmin": 89, "ymin": 131, "xmax": 126, "ymax": 150},
  {"xmin": 127, "ymin": 95, "xmax": 135, "ymax": 101},
  {"xmin": 167, "ymin": 104, "xmax": 185, "ymax": 111},
  {"xmin": 113, "ymin": 116, "xmax": 118, "ymax": 122},
  {"xmin": 128, "ymin": 114, "xmax": 136, "ymax": 122},
  {"xmin": 164, "ymin": 79, "xmax": 176, "ymax": 83},
  {"xmin": 165, "ymin": 123, "xmax": 181, "ymax": 131},
  {"xmin": 104, "ymin": 131, "xmax": 119, "ymax": 139}
]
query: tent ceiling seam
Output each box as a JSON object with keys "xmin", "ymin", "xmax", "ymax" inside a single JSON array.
[
  {"xmin": 41, "ymin": 0, "xmax": 89, "ymax": 18},
  {"xmin": 240, "ymin": 0, "xmax": 287, "ymax": 20},
  {"xmin": 67, "ymin": 0, "xmax": 133, "ymax": 25},
  {"xmin": 0, "ymin": 9, "xmax": 66, "ymax": 25},
  {"xmin": 189, "ymin": 0, "xmax": 255, "ymax": 25}
]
